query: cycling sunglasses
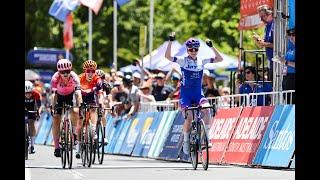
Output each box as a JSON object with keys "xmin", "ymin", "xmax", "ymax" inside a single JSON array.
[
  {"xmin": 187, "ymin": 48, "xmax": 199, "ymax": 52},
  {"xmin": 59, "ymin": 70, "xmax": 71, "ymax": 74},
  {"xmin": 86, "ymin": 69, "xmax": 96, "ymax": 73}
]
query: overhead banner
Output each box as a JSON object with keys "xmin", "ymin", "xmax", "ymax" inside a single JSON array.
[
  {"xmin": 222, "ymin": 106, "xmax": 274, "ymax": 165},
  {"xmin": 253, "ymin": 105, "xmax": 295, "ymax": 167},
  {"xmin": 27, "ymin": 49, "xmax": 73, "ymax": 65},
  {"xmin": 208, "ymin": 107, "xmax": 243, "ymax": 164},
  {"xmin": 238, "ymin": 0, "xmax": 273, "ymax": 30},
  {"xmin": 158, "ymin": 112, "xmax": 185, "ymax": 160}
]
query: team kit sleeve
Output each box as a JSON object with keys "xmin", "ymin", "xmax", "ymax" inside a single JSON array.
[
  {"xmin": 71, "ymin": 71, "xmax": 81, "ymax": 90},
  {"xmin": 202, "ymin": 57, "xmax": 215, "ymax": 65},
  {"xmin": 50, "ymin": 72, "xmax": 60, "ymax": 91},
  {"xmin": 172, "ymin": 57, "xmax": 185, "ymax": 66}
]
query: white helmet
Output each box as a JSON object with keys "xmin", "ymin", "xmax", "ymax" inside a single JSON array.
[{"xmin": 25, "ymin": 81, "xmax": 33, "ymax": 93}]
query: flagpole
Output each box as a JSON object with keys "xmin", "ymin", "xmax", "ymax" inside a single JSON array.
[
  {"xmin": 113, "ymin": 0, "xmax": 117, "ymax": 71},
  {"xmin": 149, "ymin": 0, "xmax": 154, "ymax": 70},
  {"xmin": 89, "ymin": 8, "xmax": 92, "ymax": 60}
]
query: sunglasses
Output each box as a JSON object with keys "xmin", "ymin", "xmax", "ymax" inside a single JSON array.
[
  {"xmin": 187, "ymin": 48, "xmax": 199, "ymax": 52},
  {"xmin": 86, "ymin": 69, "xmax": 96, "ymax": 73},
  {"xmin": 287, "ymin": 33, "xmax": 295, "ymax": 37},
  {"xmin": 59, "ymin": 70, "xmax": 71, "ymax": 74},
  {"xmin": 245, "ymin": 71, "xmax": 252, "ymax": 74}
]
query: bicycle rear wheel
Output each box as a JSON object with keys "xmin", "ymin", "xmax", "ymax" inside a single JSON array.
[
  {"xmin": 189, "ymin": 129, "xmax": 198, "ymax": 170},
  {"xmin": 199, "ymin": 120, "xmax": 209, "ymax": 170},
  {"xmin": 96, "ymin": 122, "xmax": 105, "ymax": 164}
]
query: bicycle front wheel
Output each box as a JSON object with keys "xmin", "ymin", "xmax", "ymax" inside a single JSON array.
[
  {"xmin": 60, "ymin": 122, "xmax": 67, "ymax": 168},
  {"xmin": 25, "ymin": 123, "xmax": 29, "ymax": 160},
  {"xmin": 86, "ymin": 125, "xmax": 93, "ymax": 167},
  {"xmin": 96, "ymin": 122, "xmax": 105, "ymax": 164},
  {"xmin": 189, "ymin": 130, "xmax": 198, "ymax": 170},
  {"xmin": 199, "ymin": 120, "xmax": 209, "ymax": 170},
  {"xmin": 65, "ymin": 118, "xmax": 73, "ymax": 169}
]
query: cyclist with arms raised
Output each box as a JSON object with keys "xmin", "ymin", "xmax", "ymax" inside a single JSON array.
[
  {"xmin": 165, "ymin": 32, "xmax": 223, "ymax": 154},
  {"xmin": 51, "ymin": 59, "xmax": 82, "ymax": 157}
]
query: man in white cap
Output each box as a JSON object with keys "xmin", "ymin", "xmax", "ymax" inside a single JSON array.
[{"xmin": 132, "ymin": 71, "xmax": 141, "ymax": 87}]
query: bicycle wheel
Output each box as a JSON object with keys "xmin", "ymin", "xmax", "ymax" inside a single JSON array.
[
  {"xmin": 96, "ymin": 122, "xmax": 105, "ymax": 164},
  {"xmin": 65, "ymin": 118, "xmax": 73, "ymax": 169},
  {"xmin": 25, "ymin": 123, "xmax": 29, "ymax": 160},
  {"xmin": 199, "ymin": 120, "xmax": 209, "ymax": 170},
  {"xmin": 86, "ymin": 124, "xmax": 93, "ymax": 167},
  {"xmin": 189, "ymin": 126, "xmax": 198, "ymax": 170},
  {"xmin": 80, "ymin": 125, "xmax": 87, "ymax": 167},
  {"xmin": 60, "ymin": 121, "xmax": 67, "ymax": 168}
]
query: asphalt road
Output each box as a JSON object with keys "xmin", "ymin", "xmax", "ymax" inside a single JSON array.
[{"xmin": 25, "ymin": 145, "xmax": 294, "ymax": 180}]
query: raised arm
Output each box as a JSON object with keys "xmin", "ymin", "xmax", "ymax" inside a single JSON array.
[
  {"xmin": 165, "ymin": 32, "xmax": 176, "ymax": 61},
  {"xmin": 206, "ymin": 39, "xmax": 223, "ymax": 62}
]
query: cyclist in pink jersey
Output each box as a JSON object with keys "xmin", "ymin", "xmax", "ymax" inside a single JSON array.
[{"xmin": 50, "ymin": 59, "xmax": 83, "ymax": 157}]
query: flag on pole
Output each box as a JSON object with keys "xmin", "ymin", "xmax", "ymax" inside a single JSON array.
[
  {"xmin": 80, "ymin": 0, "xmax": 104, "ymax": 15},
  {"xmin": 63, "ymin": 13, "xmax": 74, "ymax": 50},
  {"xmin": 117, "ymin": 0, "xmax": 130, "ymax": 7},
  {"xmin": 49, "ymin": 0, "xmax": 80, "ymax": 22}
]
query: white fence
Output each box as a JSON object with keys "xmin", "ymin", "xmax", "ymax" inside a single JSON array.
[{"xmin": 138, "ymin": 90, "xmax": 295, "ymax": 112}]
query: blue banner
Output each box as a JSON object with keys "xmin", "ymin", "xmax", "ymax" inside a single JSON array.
[
  {"xmin": 37, "ymin": 70, "xmax": 55, "ymax": 84},
  {"xmin": 35, "ymin": 113, "xmax": 53, "ymax": 145},
  {"xmin": 112, "ymin": 118, "xmax": 133, "ymax": 154},
  {"xmin": 119, "ymin": 113, "xmax": 148, "ymax": 155},
  {"xmin": 148, "ymin": 111, "xmax": 178, "ymax": 158},
  {"xmin": 288, "ymin": 0, "xmax": 295, "ymax": 29},
  {"xmin": 140, "ymin": 112, "xmax": 164, "ymax": 157},
  {"xmin": 27, "ymin": 49, "xmax": 73, "ymax": 65},
  {"xmin": 253, "ymin": 105, "xmax": 295, "ymax": 167},
  {"xmin": 49, "ymin": 0, "xmax": 79, "ymax": 22},
  {"xmin": 106, "ymin": 116, "xmax": 126, "ymax": 153},
  {"xmin": 132, "ymin": 112, "xmax": 156, "ymax": 156},
  {"xmin": 290, "ymin": 155, "xmax": 295, "ymax": 168},
  {"xmin": 158, "ymin": 112, "xmax": 185, "ymax": 160}
]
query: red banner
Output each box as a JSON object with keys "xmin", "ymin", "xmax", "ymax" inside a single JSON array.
[
  {"xmin": 238, "ymin": 0, "xmax": 273, "ymax": 30},
  {"xmin": 222, "ymin": 106, "xmax": 275, "ymax": 165},
  {"xmin": 208, "ymin": 107, "xmax": 243, "ymax": 164},
  {"xmin": 63, "ymin": 13, "xmax": 73, "ymax": 50}
]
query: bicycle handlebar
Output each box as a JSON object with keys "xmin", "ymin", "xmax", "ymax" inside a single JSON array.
[{"xmin": 184, "ymin": 105, "xmax": 215, "ymax": 111}]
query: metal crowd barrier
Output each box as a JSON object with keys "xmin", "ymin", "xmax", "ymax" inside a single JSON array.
[{"xmin": 138, "ymin": 90, "xmax": 295, "ymax": 112}]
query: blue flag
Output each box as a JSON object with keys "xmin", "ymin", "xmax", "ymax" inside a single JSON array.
[
  {"xmin": 117, "ymin": 0, "xmax": 130, "ymax": 8},
  {"xmin": 49, "ymin": 0, "xmax": 80, "ymax": 22}
]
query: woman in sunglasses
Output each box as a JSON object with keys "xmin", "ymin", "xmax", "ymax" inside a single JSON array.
[
  {"xmin": 165, "ymin": 32, "xmax": 223, "ymax": 155},
  {"xmin": 77, "ymin": 60, "xmax": 103, "ymax": 158},
  {"xmin": 50, "ymin": 58, "xmax": 82, "ymax": 157}
]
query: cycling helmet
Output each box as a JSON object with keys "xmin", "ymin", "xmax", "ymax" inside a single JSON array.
[
  {"xmin": 96, "ymin": 69, "xmax": 105, "ymax": 78},
  {"xmin": 83, "ymin": 60, "xmax": 97, "ymax": 70},
  {"xmin": 25, "ymin": 81, "xmax": 34, "ymax": 93},
  {"xmin": 57, "ymin": 59, "xmax": 72, "ymax": 71},
  {"xmin": 185, "ymin": 38, "xmax": 200, "ymax": 48}
]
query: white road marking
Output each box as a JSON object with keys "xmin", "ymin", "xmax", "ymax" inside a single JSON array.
[
  {"xmin": 25, "ymin": 168, "xmax": 31, "ymax": 180},
  {"xmin": 68, "ymin": 170, "xmax": 85, "ymax": 179}
]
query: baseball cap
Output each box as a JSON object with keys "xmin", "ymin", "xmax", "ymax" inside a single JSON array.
[
  {"xmin": 132, "ymin": 72, "xmax": 141, "ymax": 79},
  {"xmin": 155, "ymin": 72, "xmax": 165, "ymax": 79}
]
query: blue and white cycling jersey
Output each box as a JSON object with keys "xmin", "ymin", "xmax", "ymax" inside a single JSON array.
[{"xmin": 172, "ymin": 56, "xmax": 214, "ymax": 107}]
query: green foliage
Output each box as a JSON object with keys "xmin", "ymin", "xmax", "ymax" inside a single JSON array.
[{"xmin": 26, "ymin": 0, "xmax": 263, "ymax": 73}]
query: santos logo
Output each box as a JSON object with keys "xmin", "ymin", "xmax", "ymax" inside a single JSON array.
[{"xmin": 263, "ymin": 120, "xmax": 295, "ymax": 151}]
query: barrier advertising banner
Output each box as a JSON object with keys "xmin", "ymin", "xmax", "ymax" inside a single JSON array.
[
  {"xmin": 222, "ymin": 106, "xmax": 274, "ymax": 165},
  {"xmin": 35, "ymin": 114, "xmax": 53, "ymax": 145},
  {"xmin": 132, "ymin": 112, "xmax": 155, "ymax": 156},
  {"xmin": 112, "ymin": 117, "xmax": 133, "ymax": 154},
  {"xmin": 140, "ymin": 112, "xmax": 164, "ymax": 157},
  {"xmin": 106, "ymin": 116, "xmax": 125, "ymax": 153},
  {"xmin": 208, "ymin": 107, "xmax": 243, "ymax": 163},
  {"xmin": 290, "ymin": 155, "xmax": 295, "ymax": 168},
  {"xmin": 253, "ymin": 105, "xmax": 295, "ymax": 167},
  {"xmin": 148, "ymin": 111, "xmax": 178, "ymax": 158},
  {"xmin": 119, "ymin": 113, "xmax": 148, "ymax": 155},
  {"xmin": 158, "ymin": 112, "xmax": 185, "ymax": 160}
]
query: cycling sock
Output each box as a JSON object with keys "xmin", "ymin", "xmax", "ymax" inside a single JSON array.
[
  {"xmin": 31, "ymin": 136, "xmax": 35, "ymax": 147},
  {"xmin": 183, "ymin": 132, "xmax": 189, "ymax": 142},
  {"xmin": 76, "ymin": 143, "xmax": 80, "ymax": 153}
]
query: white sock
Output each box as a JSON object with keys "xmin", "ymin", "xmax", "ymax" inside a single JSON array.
[
  {"xmin": 183, "ymin": 132, "xmax": 189, "ymax": 142},
  {"xmin": 31, "ymin": 136, "xmax": 35, "ymax": 147},
  {"xmin": 76, "ymin": 143, "xmax": 80, "ymax": 153}
]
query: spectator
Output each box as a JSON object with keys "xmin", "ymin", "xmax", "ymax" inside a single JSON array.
[
  {"xmin": 203, "ymin": 72, "xmax": 220, "ymax": 97},
  {"xmin": 122, "ymin": 74, "xmax": 140, "ymax": 119},
  {"xmin": 239, "ymin": 66, "xmax": 269, "ymax": 106},
  {"xmin": 132, "ymin": 71, "xmax": 141, "ymax": 87},
  {"xmin": 138, "ymin": 82, "xmax": 156, "ymax": 103},
  {"xmin": 151, "ymin": 72, "xmax": 174, "ymax": 101},
  {"xmin": 253, "ymin": 4, "xmax": 274, "ymax": 81},
  {"xmin": 110, "ymin": 80, "xmax": 128, "ymax": 117}
]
